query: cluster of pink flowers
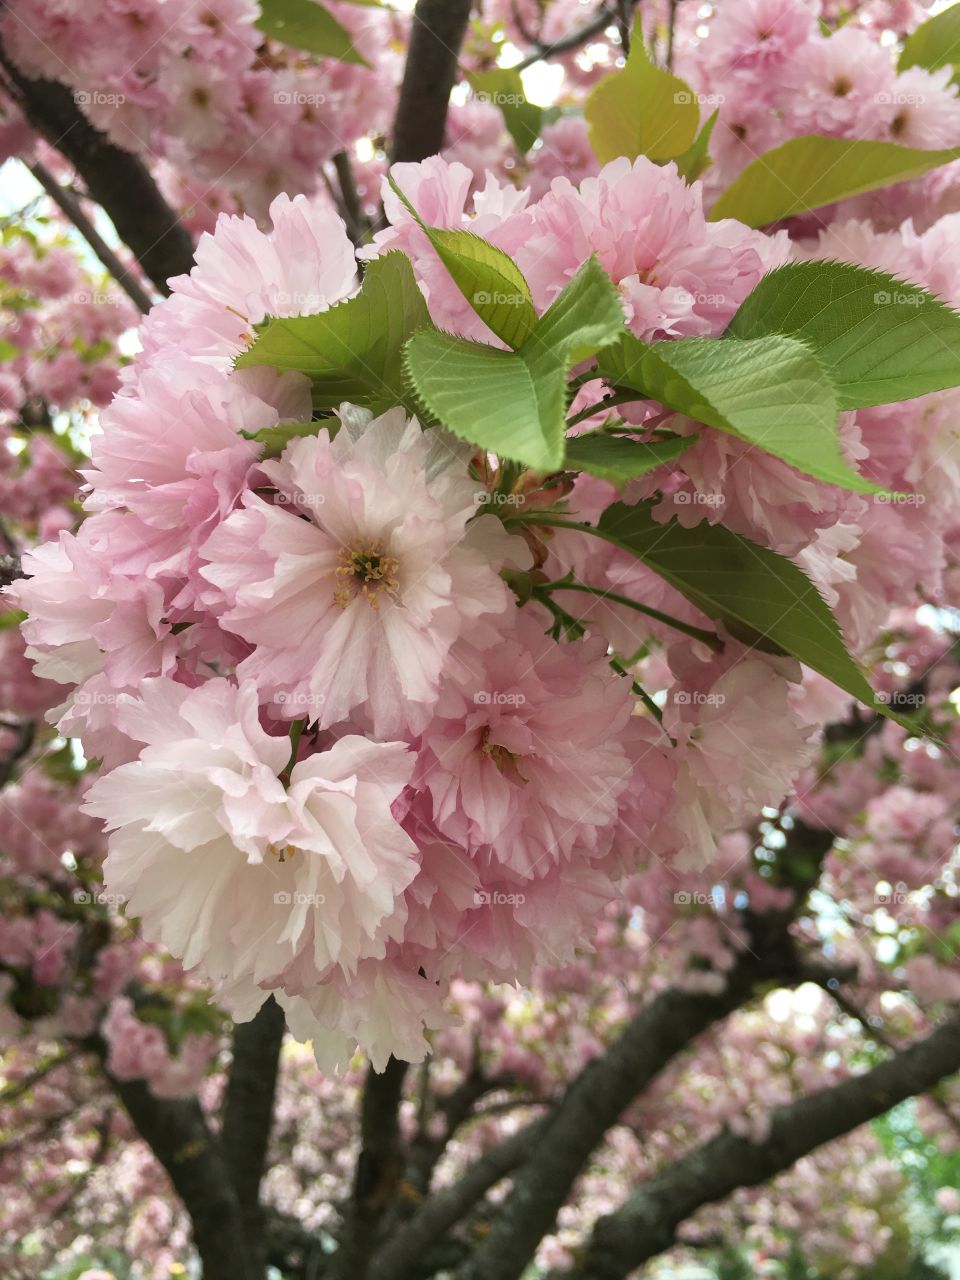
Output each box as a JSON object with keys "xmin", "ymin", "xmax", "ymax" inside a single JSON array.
[
  {"xmin": 7, "ymin": 163, "xmax": 834, "ymax": 1070},
  {"xmin": 1, "ymin": 0, "xmax": 401, "ymax": 225},
  {"xmin": 10, "ymin": 21, "xmax": 960, "ymax": 1074}
]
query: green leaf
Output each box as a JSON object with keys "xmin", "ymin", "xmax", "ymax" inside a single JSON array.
[
  {"xmin": 255, "ymin": 0, "xmax": 370, "ymax": 65},
  {"xmin": 597, "ymin": 330, "xmax": 882, "ymax": 492},
  {"xmin": 726, "ymin": 259, "xmax": 960, "ymax": 409},
  {"xmin": 564, "ymin": 432, "xmax": 695, "ymax": 485},
  {"xmin": 240, "ymin": 419, "xmax": 324, "ymax": 458},
  {"xmin": 467, "ymin": 68, "xmax": 543, "ymax": 153},
  {"xmin": 404, "ymin": 332, "xmax": 553, "ymax": 465},
  {"xmin": 596, "ymin": 501, "xmax": 884, "ymax": 713},
  {"xmin": 584, "ymin": 17, "xmax": 700, "ymax": 163},
  {"xmin": 404, "ymin": 257, "xmax": 625, "ymax": 470},
  {"xmin": 387, "ymin": 174, "xmax": 537, "ymax": 348},
  {"xmin": 673, "ymin": 109, "xmax": 718, "ymax": 183},
  {"xmin": 0, "ymin": 338, "xmax": 18, "ymax": 360},
  {"xmin": 899, "ymin": 4, "xmax": 960, "ymax": 72},
  {"xmin": 236, "ymin": 252, "xmax": 431, "ymax": 415},
  {"xmin": 709, "ymin": 136, "xmax": 960, "ymax": 226}
]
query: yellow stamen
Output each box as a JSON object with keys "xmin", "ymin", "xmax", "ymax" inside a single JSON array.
[{"xmin": 334, "ymin": 542, "xmax": 400, "ymax": 610}]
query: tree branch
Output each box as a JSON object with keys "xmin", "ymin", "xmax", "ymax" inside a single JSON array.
[
  {"xmin": 105, "ymin": 1066, "xmax": 258, "ymax": 1280},
  {"xmin": 389, "ymin": 0, "xmax": 473, "ymax": 164},
  {"xmin": 220, "ymin": 996, "xmax": 287, "ymax": 1275},
  {"xmin": 368, "ymin": 1115, "xmax": 551, "ymax": 1280},
  {"xmin": 454, "ymin": 823, "xmax": 835, "ymax": 1280},
  {"xmin": 331, "ymin": 1055, "xmax": 410, "ymax": 1280},
  {"xmin": 0, "ymin": 44, "xmax": 195, "ymax": 292},
  {"xmin": 566, "ymin": 1012, "xmax": 960, "ymax": 1280},
  {"xmin": 26, "ymin": 159, "xmax": 155, "ymax": 314}
]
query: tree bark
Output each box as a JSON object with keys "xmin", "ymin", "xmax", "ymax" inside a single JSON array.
[
  {"xmin": 568, "ymin": 1012, "xmax": 960, "ymax": 1280},
  {"xmin": 220, "ymin": 997, "xmax": 287, "ymax": 1277},
  {"xmin": 0, "ymin": 45, "xmax": 195, "ymax": 292},
  {"xmin": 389, "ymin": 0, "xmax": 473, "ymax": 164}
]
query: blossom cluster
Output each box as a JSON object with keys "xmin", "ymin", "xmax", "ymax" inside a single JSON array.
[{"xmin": 7, "ymin": 167, "xmax": 835, "ymax": 1070}]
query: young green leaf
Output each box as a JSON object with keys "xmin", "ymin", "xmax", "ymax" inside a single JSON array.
[
  {"xmin": 595, "ymin": 500, "xmax": 887, "ymax": 715},
  {"xmin": 596, "ymin": 330, "xmax": 882, "ymax": 492},
  {"xmin": 584, "ymin": 17, "xmax": 700, "ymax": 163},
  {"xmin": 404, "ymin": 333, "xmax": 556, "ymax": 467},
  {"xmin": 709, "ymin": 136, "xmax": 960, "ymax": 226},
  {"xmin": 240, "ymin": 420, "xmax": 324, "ymax": 458},
  {"xmin": 255, "ymin": 0, "xmax": 370, "ymax": 64},
  {"xmin": 467, "ymin": 68, "xmax": 544, "ymax": 153},
  {"xmin": 235, "ymin": 251, "xmax": 430, "ymax": 415},
  {"xmin": 564, "ymin": 433, "xmax": 695, "ymax": 485},
  {"xmin": 899, "ymin": 4, "xmax": 960, "ymax": 72},
  {"xmin": 726, "ymin": 260, "xmax": 960, "ymax": 409},
  {"xmin": 404, "ymin": 258, "xmax": 625, "ymax": 470},
  {"xmin": 673, "ymin": 109, "xmax": 718, "ymax": 183},
  {"xmin": 387, "ymin": 174, "xmax": 537, "ymax": 348},
  {"xmin": 0, "ymin": 338, "xmax": 19, "ymax": 361}
]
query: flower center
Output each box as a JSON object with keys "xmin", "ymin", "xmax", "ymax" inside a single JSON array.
[
  {"xmin": 479, "ymin": 727, "xmax": 529, "ymax": 784},
  {"xmin": 267, "ymin": 841, "xmax": 298, "ymax": 863},
  {"xmin": 334, "ymin": 542, "xmax": 400, "ymax": 610}
]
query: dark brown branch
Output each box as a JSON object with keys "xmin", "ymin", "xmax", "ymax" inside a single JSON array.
[
  {"xmin": 27, "ymin": 160, "xmax": 155, "ymax": 314},
  {"xmin": 567, "ymin": 1012, "xmax": 960, "ymax": 1280},
  {"xmin": 0, "ymin": 44, "xmax": 195, "ymax": 292},
  {"xmin": 389, "ymin": 0, "xmax": 473, "ymax": 164},
  {"xmin": 220, "ymin": 996, "xmax": 287, "ymax": 1275},
  {"xmin": 331, "ymin": 1055, "xmax": 410, "ymax": 1280},
  {"xmin": 515, "ymin": 5, "xmax": 618, "ymax": 72},
  {"xmin": 454, "ymin": 823, "xmax": 835, "ymax": 1280},
  {"xmin": 332, "ymin": 149, "xmax": 368, "ymax": 245},
  {"xmin": 106, "ymin": 1068, "xmax": 259, "ymax": 1280},
  {"xmin": 368, "ymin": 1115, "xmax": 551, "ymax": 1280}
]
